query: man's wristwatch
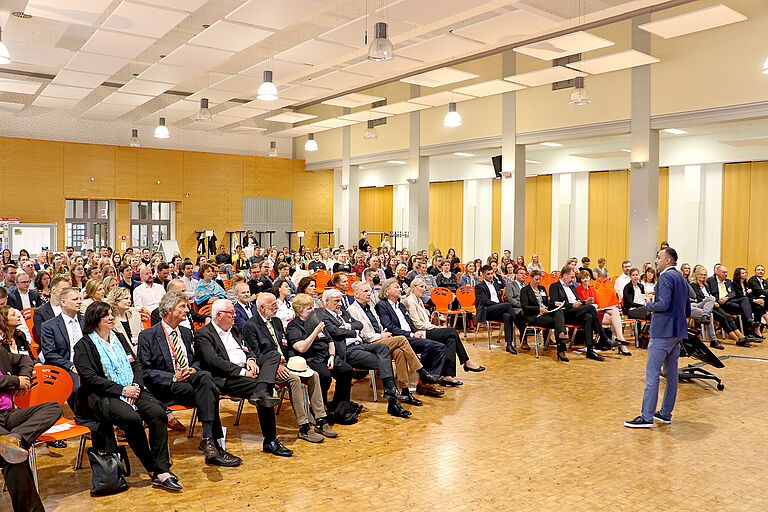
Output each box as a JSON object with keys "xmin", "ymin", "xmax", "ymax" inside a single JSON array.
[{"xmin": 172, "ymin": 375, "xmax": 178, "ymax": 383}]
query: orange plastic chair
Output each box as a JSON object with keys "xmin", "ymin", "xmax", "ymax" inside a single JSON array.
[
  {"xmin": 21, "ymin": 307, "xmax": 38, "ymax": 343},
  {"xmin": 194, "ymin": 304, "xmax": 212, "ymax": 331},
  {"xmin": 222, "ymin": 279, "xmax": 232, "ymax": 292},
  {"xmin": 430, "ymin": 287, "xmax": 462, "ymax": 327},
  {"xmin": 14, "ymin": 365, "xmax": 90, "ymax": 490},
  {"xmin": 311, "ymin": 270, "xmax": 332, "ymax": 293},
  {"xmin": 140, "ymin": 310, "xmax": 152, "ymax": 330},
  {"xmin": 455, "ymin": 286, "xmax": 477, "ymax": 339},
  {"xmin": 168, "ymin": 404, "xmax": 198, "ymax": 438}
]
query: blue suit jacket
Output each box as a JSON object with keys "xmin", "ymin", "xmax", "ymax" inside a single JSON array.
[
  {"xmin": 647, "ymin": 267, "xmax": 691, "ymax": 339},
  {"xmin": 40, "ymin": 313, "xmax": 83, "ymax": 371},
  {"xmin": 137, "ymin": 322, "xmax": 199, "ymax": 391},
  {"xmin": 233, "ymin": 301, "xmax": 258, "ymax": 330},
  {"xmin": 375, "ymin": 299, "xmax": 417, "ymax": 337}
]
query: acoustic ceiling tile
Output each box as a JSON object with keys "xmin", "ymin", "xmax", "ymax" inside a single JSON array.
[
  {"xmin": 274, "ymin": 39, "xmax": 355, "ymax": 66},
  {"xmin": 165, "ymin": 99, "xmax": 200, "ymax": 112},
  {"xmin": 39, "ymin": 84, "xmax": 93, "ymax": 100},
  {"xmin": 319, "ymin": 15, "xmax": 414, "ymax": 47},
  {"xmin": 137, "ymin": 63, "xmax": 200, "ymax": 83},
  {"xmin": 211, "ymin": 74, "xmax": 262, "ymax": 94},
  {"xmin": 226, "ymin": 0, "xmax": 327, "ymax": 30},
  {"xmin": 338, "ymin": 110, "xmax": 392, "ymax": 122},
  {"xmin": 102, "ymin": 91, "xmax": 155, "ymax": 106},
  {"xmin": 0, "ymin": 101, "xmax": 25, "ymax": 113},
  {"xmin": 453, "ymin": 9, "xmax": 560, "ymax": 44},
  {"xmin": 189, "ymin": 20, "xmax": 273, "ymax": 52},
  {"xmin": 25, "ymin": 0, "xmax": 113, "ymax": 26},
  {"xmin": 217, "ymin": 105, "xmax": 260, "ymax": 119},
  {"xmin": 80, "ymin": 29, "xmax": 157, "ymax": 59},
  {"xmin": 0, "ymin": 78, "xmax": 43, "ymax": 95},
  {"xmin": 309, "ymin": 118, "xmax": 359, "ymax": 128},
  {"xmin": 137, "ymin": 0, "xmax": 208, "ymax": 12},
  {"xmin": 65, "ymin": 52, "xmax": 128, "ymax": 75},
  {"xmin": 86, "ymin": 103, "xmax": 136, "ymax": 116},
  {"xmin": 32, "ymin": 96, "xmax": 80, "ymax": 109},
  {"xmin": 452, "ymin": 79, "xmax": 525, "ymax": 97},
  {"xmin": 51, "ymin": 69, "xmax": 110, "ymax": 88},
  {"xmin": 272, "ymin": 125, "xmax": 328, "ymax": 137},
  {"xmin": 4, "ymin": 42, "xmax": 71, "ymax": 69},
  {"xmin": 321, "ymin": 93, "xmax": 385, "ymax": 108},
  {"xmin": 567, "ymin": 50, "xmax": 660, "ymax": 74},
  {"xmin": 303, "ymin": 70, "xmax": 369, "ymax": 90},
  {"xmin": 504, "ymin": 66, "xmax": 584, "ymax": 87},
  {"xmin": 386, "ymin": 0, "xmax": 491, "ymax": 26},
  {"xmin": 397, "ymin": 34, "xmax": 484, "ymax": 62},
  {"xmin": 240, "ymin": 60, "xmax": 312, "ymax": 82},
  {"xmin": 638, "ymin": 4, "xmax": 746, "ymax": 39},
  {"xmin": 161, "ymin": 44, "xmax": 235, "ymax": 69},
  {"xmin": 227, "ymin": 125, "xmax": 267, "ymax": 132},
  {"xmin": 343, "ymin": 55, "xmax": 423, "ymax": 77},
  {"xmin": 186, "ymin": 89, "xmax": 237, "ymax": 103},
  {"xmin": 400, "ymin": 67, "xmax": 478, "ymax": 87},
  {"xmin": 103, "ymin": 2, "xmax": 189, "ymax": 39},
  {"xmin": 408, "ymin": 90, "xmax": 474, "ymax": 107},
  {"xmin": 117, "ymin": 79, "xmax": 173, "ymax": 95},
  {"xmin": 280, "ymin": 84, "xmax": 332, "ymax": 101},
  {"xmin": 514, "ymin": 31, "xmax": 614, "ymax": 60},
  {"xmin": 241, "ymin": 97, "xmax": 297, "ymax": 110},
  {"xmin": 264, "ymin": 111, "xmax": 317, "ymax": 123},
  {"xmin": 370, "ymin": 100, "xmax": 429, "ymax": 115}
]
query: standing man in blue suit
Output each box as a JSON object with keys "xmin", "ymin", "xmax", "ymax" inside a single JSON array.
[{"xmin": 625, "ymin": 247, "xmax": 691, "ymax": 428}]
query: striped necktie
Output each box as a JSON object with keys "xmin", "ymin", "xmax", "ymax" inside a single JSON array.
[{"xmin": 169, "ymin": 330, "xmax": 187, "ymax": 368}]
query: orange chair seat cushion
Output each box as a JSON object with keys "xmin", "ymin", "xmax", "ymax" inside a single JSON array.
[
  {"xmin": 38, "ymin": 418, "xmax": 90, "ymax": 442},
  {"xmin": 168, "ymin": 404, "xmax": 195, "ymax": 412}
]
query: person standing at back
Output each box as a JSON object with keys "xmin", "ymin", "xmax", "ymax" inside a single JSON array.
[{"xmin": 624, "ymin": 247, "xmax": 691, "ymax": 428}]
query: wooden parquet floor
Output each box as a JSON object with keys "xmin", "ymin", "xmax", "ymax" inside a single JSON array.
[{"xmin": 7, "ymin": 335, "xmax": 768, "ymax": 512}]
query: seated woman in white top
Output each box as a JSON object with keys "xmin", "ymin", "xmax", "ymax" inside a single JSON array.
[
  {"xmin": 271, "ymin": 278, "xmax": 295, "ymax": 329},
  {"xmin": 527, "ymin": 254, "xmax": 543, "ymax": 273},
  {"xmin": 641, "ymin": 267, "xmax": 657, "ymax": 295},
  {"xmin": 621, "ymin": 268, "xmax": 652, "ymax": 320}
]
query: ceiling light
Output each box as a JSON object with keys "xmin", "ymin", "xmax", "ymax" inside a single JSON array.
[
  {"xmin": 662, "ymin": 128, "xmax": 687, "ymax": 135},
  {"xmin": 304, "ymin": 133, "xmax": 318, "ymax": 152},
  {"xmin": 154, "ymin": 117, "xmax": 169, "ymax": 139},
  {"xmin": 621, "ymin": 148, "xmax": 631, "ymax": 152},
  {"xmin": 368, "ymin": 22, "xmax": 395, "ymax": 62},
  {"xmin": 763, "ymin": 56, "xmax": 768, "ymax": 75},
  {"xmin": 387, "ymin": 160, "xmax": 406, "ymax": 165},
  {"xmin": 454, "ymin": 152, "xmax": 475, "ymax": 157},
  {"xmin": 268, "ymin": 141, "xmax": 278, "ymax": 157},
  {"xmin": 0, "ymin": 28, "xmax": 11, "ymax": 65},
  {"xmin": 257, "ymin": 70, "xmax": 278, "ymax": 101},
  {"xmin": 443, "ymin": 102, "xmax": 462, "ymax": 127},
  {"xmin": 196, "ymin": 98, "xmax": 212, "ymax": 122},
  {"xmin": 129, "ymin": 129, "xmax": 140, "ymax": 147},
  {"xmin": 363, "ymin": 120, "xmax": 378, "ymax": 140},
  {"xmin": 525, "ymin": 159, "xmax": 541, "ymax": 164},
  {"xmin": 569, "ymin": 76, "xmax": 590, "ymax": 106},
  {"xmin": 540, "ymin": 142, "xmax": 563, "ymax": 147}
]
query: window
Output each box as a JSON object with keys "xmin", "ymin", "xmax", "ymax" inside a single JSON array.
[
  {"xmin": 65, "ymin": 199, "xmax": 110, "ymax": 250},
  {"xmin": 130, "ymin": 201, "xmax": 172, "ymax": 249}
]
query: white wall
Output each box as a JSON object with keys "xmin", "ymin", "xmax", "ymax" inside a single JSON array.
[{"xmin": 462, "ymin": 179, "xmax": 494, "ymax": 261}]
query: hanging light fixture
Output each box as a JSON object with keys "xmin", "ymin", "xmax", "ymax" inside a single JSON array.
[
  {"xmin": 196, "ymin": 98, "xmax": 212, "ymax": 121},
  {"xmin": 363, "ymin": 120, "xmax": 378, "ymax": 140},
  {"xmin": 257, "ymin": 70, "xmax": 278, "ymax": 101},
  {"xmin": 762, "ymin": 56, "xmax": 768, "ymax": 74},
  {"xmin": 368, "ymin": 22, "xmax": 394, "ymax": 62},
  {"xmin": 268, "ymin": 141, "xmax": 278, "ymax": 157},
  {"xmin": 0, "ymin": 28, "xmax": 10, "ymax": 65},
  {"xmin": 304, "ymin": 133, "xmax": 318, "ymax": 152},
  {"xmin": 154, "ymin": 117, "xmax": 169, "ymax": 138},
  {"xmin": 569, "ymin": 76, "xmax": 591, "ymax": 106},
  {"xmin": 443, "ymin": 102, "xmax": 462, "ymax": 127},
  {"xmin": 129, "ymin": 129, "xmax": 140, "ymax": 147}
]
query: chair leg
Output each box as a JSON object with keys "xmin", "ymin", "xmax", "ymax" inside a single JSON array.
[
  {"xmin": 234, "ymin": 399, "xmax": 245, "ymax": 426},
  {"xmin": 486, "ymin": 321, "xmax": 492, "ymax": 351},
  {"xmin": 187, "ymin": 408, "xmax": 198, "ymax": 439},
  {"xmin": 30, "ymin": 443, "xmax": 39, "ymax": 492},
  {"xmin": 369, "ymin": 369, "xmax": 378, "ymax": 402},
  {"xmin": 74, "ymin": 435, "xmax": 87, "ymax": 470},
  {"xmin": 462, "ymin": 312, "xmax": 467, "ymax": 339},
  {"xmin": 276, "ymin": 386, "xmax": 288, "ymax": 415}
]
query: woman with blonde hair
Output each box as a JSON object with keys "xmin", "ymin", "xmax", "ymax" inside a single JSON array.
[
  {"xmin": 80, "ymin": 279, "xmax": 105, "ymax": 313},
  {"xmin": 102, "ymin": 276, "xmax": 118, "ymax": 294},
  {"xmin": 527, "ymin": 254, "xmax": 543, "ymax": 273},
  {"xmin": 105, "ymin": 286, "xmax": 143, "ymax": 353}
]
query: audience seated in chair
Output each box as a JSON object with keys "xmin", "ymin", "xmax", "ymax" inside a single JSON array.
[{"xmin": 475, "ymin": 265, "xmax": 526, "ymax": 355}]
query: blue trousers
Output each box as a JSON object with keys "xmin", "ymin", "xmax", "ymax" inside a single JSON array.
[{"xmin": 641, "ymin": 337, "xmax": 680, "ymax": 421}]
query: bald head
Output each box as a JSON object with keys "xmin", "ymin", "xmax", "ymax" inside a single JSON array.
[{"xmin": 167, "ymin": 279, "xmax": 186, "ymax": 293}]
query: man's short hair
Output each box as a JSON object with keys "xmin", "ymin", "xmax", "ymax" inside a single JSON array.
[
  {"xmin": 58, "ymin": 286, "xmax": 79, "ymax": 303},
  {"xmin": 659, "ymin": 247, "xmax": 678, "ymax": 263},
  {"xmin": 755, "ymin": 265, "xmax": 765, "ymax": 271},
  {"xmin": 530, "ymin": 270, "xmax": 541, "ymax": 279},
  {"xmin": 515, "ymin": 266, "xmax": 527, "ymax": 275},
  {"xmin": 157, "ymin": 290, "xmax": 187, "ymax": 318},
  {"xmin": 560, "ymin": 266, "xmax": 575, "ymax": 277},
  {"xmin": 323, "ymin": 288, "xmax": 343, "ymax": 303},
  {"xmin": 480, "ymin": 264, "xmax": 493, "ymax": 274},
  {"xmin": 331, "ymin": 272, "xmax": 347, "ymax": 286},
  {"xmin": 277, "ymin": 262, "xmax": 290, "ymax": 272},
  {"xmin": 581, "ymin": 257, "xmax": 590, "ymax": 264},
  {"xmin": 351, "ymin": 281, "xmax": 368, "ymax": 294},
  {"xmin": 622, "ymin": 259, "xmax": 631, "ymax": 266},
  {"xmin": 4, "ymin": 264, "xmax": 17, "ymax": 271},
  {"xmin": 157, "ymin": 262, "xmax": 170, "ymax": 272},
  {"xmin": 378, "ymin": 278, "xmax": 399, "ymax": 301},
  {"xmin": 117, "ymin": 264, "xmax": 130, "ymax": 275},
  {"xmin": 182, "ymin": 259, "xmax": 194, "ymax": 269},
  {"xmin": 86, "ymin": 266, "xmax": 98, "ymax": 278},
  {"xmin": 363, "ymin": 267, "xmax": 377, "ymax": 280},
  {"xmin": 51, "ymin": 275, "xmax": 70, "ymax": 289}
]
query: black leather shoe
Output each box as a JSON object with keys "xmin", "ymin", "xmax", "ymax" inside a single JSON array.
[
  {"xmin": 505, "ymin": 344, "xmax": 517, "ymax": 355},
  {"xmin": 152, "ymin": 473, "xmax": 182, "ymax": 491},
  {"xmin": 602, "ymin": 336, "xmax": 620, "ymax": 348},
  {"xmin": 263, "ymin": 438, "xmax": 293, "ymax": 457},
  {"xmin": 402, "ymin": 392, "xmax": 423, "ymax": 406},
  {"xmin": 418, "ymin": 371, "xmax": 444, "ymax": 385},
  {"xmin": 441, "ymin": 379, "xmax": 463, "ymax": 387},
  {"xmin": 387, "ymin": 400, "xmax": 412, "ymax": 418},
  {"xmin": 710, "ymin": 340, "xmax": 725, "ymax": 350},
  {"xmin": 748, "ymin": 335, "xmax": 763, "ymax": 343},
  {"xmin": 462, "ymin": 364, "xmax": 486, "ymax": 372},
  {"xmin": 618, "ymin": 346, "xmax": 632, "ymax": 356},
  {"xmin": 199, "ymin": 438, "xmax": 240, "ymax": 467},
  {"xmin": 382, "ymin": 387, "xmax": 406, "ymax": 401},
  {"xmin": 736, "ymin": 338, "xmax": 752, "ymax": 347},
  {"xmin": 248, "ymin": 390, "xmax": 281, "ymax": 408},
  {"xmin": 557, "ymin": 351, "xmax": 569, "ymax": 362},
  {"xmin": 46, "ymin": 440, "xmax": 67, "ymax": 449},
  {"xmin": 586, "ymin": 350, "xmax": 605, "ymax": 361}
]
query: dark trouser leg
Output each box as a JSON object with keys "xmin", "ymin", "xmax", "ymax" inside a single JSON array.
[
  {"xmin": 408, "ymin": 337, "xmax": 447, "ymax": 375},
  {"xmin": 485, "ymin": 303, "xmax": 515, "ymax": 346},
  {"xmin": 751, "ymin": 302, "xmax": 766, "ymax": 323},
  {"xmin": 135, "ymin": 395, "xmax": 171, "ymax": 473},
  {"xmin": 173, "ymin": 370, "xmax": 222, "ymax": 439},
  {"xmin": 307, "ymin": 361, "xmax": 333, "ymax": 403},
  {"xmin": 1, "ymin": 403, "xmax": 63, "ymax": 447},
  {"xmin": 256, "ymin": 403, "xmax": 277, "ymax": 442},
  {"xmin": 329, "ymin": 359, "xmax": 354, "ymax": 402},
  {"xmin": 1, "ymin": 458, "xmax": 44, "ymax": 512},
  {"xmin": 345, "ymin": 344, "xmax": 395, "ymax": 383},
  {"xmin": 712, "ymin": 307, "xmax": 737, "ymax": 333},
  {"xmin": 219, "ymin": 376, "xmax": 274, "ymax": 441},
  {"xmin": 107, "ymin": 397, "xmax": 162, "ymax": 474},
  {"xmin": 533, "ymin": 314, "xmax": 567, "ymax": 351},
  {"xmin": 425, "ymin": 328, "xmax": 459, "ymax": 377},
  {"xmin": 255, "ymin": 350, "xmax": 281, "ymax": 389},
  {"xmin": 722, "ymin": 299, "xmax": 752, "ymax": 329},
  {"xmin": 564, "ymin": 306, "xmax": 594, "ymax": 348}
]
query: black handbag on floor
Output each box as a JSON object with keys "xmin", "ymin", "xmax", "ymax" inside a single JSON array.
[{"xmin": 87, "ymin": 445, "xmax": 131, "ymax": 496}]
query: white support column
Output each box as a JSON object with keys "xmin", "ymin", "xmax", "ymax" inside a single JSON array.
[
  {"xmin": 407, "ymin": 84, "xmax": 428, "ymax": 251},
  {"xmin": 500, "ymin": 50, "xmax": 526, "ymax": 255},
  {"xmin": 628, "ymin": 15, "xmax": 660, "ymax": 263},
  {"xmin": 338, "ymin": 117, "xmax": 359, "ymax": 247}
]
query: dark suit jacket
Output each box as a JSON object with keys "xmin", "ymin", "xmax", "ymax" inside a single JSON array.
[
  {"xmin": 32, "ymin": 301, "xmax": 55, "ymax": 337},
  {"xmin": 193, "ymin": 322, "xmax": 254, "ymax": 379},
  {"xmin": 475, "ymin": 280, "xmax": 504, "ymax": 322},
  {"xmin": 40, "ymin": 313, "xmax": 83, "ymax": 371},
  {"xmin": 137, "ymin": 322, "xmax": 199, "ymax": 390},
  {"xmin": 0, "ymin": 345, "xmax": 33, "ymax": 394},
  {"xmin": 7, "ymin": 288, "xmax": 42, "ymax": 310},
  {"xmin": 706, "ymin": 276, "xmax": 735, "ymax": 300},
  {"xmin": 520, "ymin": 284, "xmax": 552, "ymax": 321},
  {"xmin": 548, "ymin": 280, "xmax": 580, "ymax": 311},
  {"xmin": 1, "ymin": 332, "xmax": 37, "ymax": 363},
  {"xmin": 234, "ymin": 302, "xmax": 258, "ymax": 330},
  {"xmin": 321, "ymin": 308, "xmax": 363, "ymax": 359},
  {"xmin": 748, "ymin": 276, "xmax": 768, "ymax": 298},
  {"xmin": 375, "ymin": 299, "xmax": 417, "ymax": 338},
  {"xmin": 241, "ymin": 313, "xmax": 289, "ymax": 361}
]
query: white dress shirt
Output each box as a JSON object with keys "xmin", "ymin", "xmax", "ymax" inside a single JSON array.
[
  {"xmin": 18, "ymin": 291, "xmax": 31, "ymax": 310},
  {"xmin": 388, "ymin": 299, "xmax": 412, "ymax": 335},
  {"xmin": 52, "ymin": 304, "xmax": 62, "ymax": 317},
  {"xmin": 485, "ymin": 280, "xmax": 499, "ymax": 303},
  {"xmin": 615, "ymin": 273, "xmax": 631, "ymax": 298},
  {"xmin": 213, "ymin": 322, "xmax": 248, "ymax": 371},
  {"xmin": 560, "ymin": 280, "xmax": 577, "ymax": 303},
  {"xmin": 62, "ymin": 312, "xmax": 82, "ymax": 359},
  {"xmin": 181, "ymin": 275, "xmax": 198, "ymax": 299},
  {"xmin": 133, "ymin": 282, "xmax": 166, "ymax": 311}
]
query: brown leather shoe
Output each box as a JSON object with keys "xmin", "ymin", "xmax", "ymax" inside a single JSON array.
[
  {"xmin": 0, "ymin": 434, "xmax": 28, "ymax": 464},
  {"xmin": 314, "ymin": 423, "xmax": 338, "ymax": 438},
  {"xmin": 416, "ymin": 382, "xmax": 444, "ymax": 397},
  {"xmin": 167, "ymin": 417, "xmax": 186, "ymax": 431}
]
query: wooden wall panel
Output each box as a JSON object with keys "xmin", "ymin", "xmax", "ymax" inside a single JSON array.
[
  {"xmin": 721, "ymin": 162, "xmax": 751, "ymax": 272},
  {"xmin": 491, "ymin": 178, "xmax": 501, "ymax": 256},
  {"xmin": 137, "ymin": 149, "xmax": 183, "ymax": 200},
  {"xmin": 243, "ymin": 156, "xmax": 295, "ymax": 198},
  {"xmin": 658, "ymin": 167, "xmax": 669, "ymax": 248},
  {"xmin": 523, "ymin": 175, "xmax": 552, "ymax": 272},
  {"xmin": 747, "ymin": 161, "xmax": 768, "ymax": 272},
  {"xmin": 114, "ymin": 147, "xmax": 139, "ymax": 199},
  {"xmin": 63, "ymin": 144, "xmax": 116, "ymax": 198},
  {"xmin": 428, "ymin": 181, "xmax": 463, "ymax": 258},
  {"xmin": 358, "ymin": 186, "xmax": 393, "ymax": 236},
  {"xmin": 588, "ymin": 170, "xmax": 630, "ymax": 276}
]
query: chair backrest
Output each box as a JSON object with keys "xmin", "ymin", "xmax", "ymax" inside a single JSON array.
[
  {"xmin": 198, "ymin": 304, "xmax": 212, "ymax": 317},
  {"xmin": 140, "ymin": 310, "xmax": 152, "ymax": 330},
  {"xmin": 431, "ymin": 287, "xmax": 454, "ymax": 311},
  {"xmin": 222, "ymin": 279, "xmax": 232, "ymax": 292},
  {"xmin": 596, "ymin": 286, "xmax": 620, "ymax": 308},
  {"xmin": 311, "ymin": 270, "xmax": 332, "ymax": 292},
  {"xmin": 13, "ymin": 365, "xmax": 73, "ymax": 409},
  {"xmin": 456, "ymin": 286, "xmax": 476, "ymax": 309},
  {"xmin": 21, "ymin": 307, "xmax": 39, "ymax": 344}
]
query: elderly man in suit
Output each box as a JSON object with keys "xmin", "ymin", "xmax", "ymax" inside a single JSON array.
[
  {"xmin": 504, "ymin": 266, "xmax": 529, "ymax": 347},
  {"xmin": 137, "ymin": 290, "xmax": 241, "ymax": 467},
  {"xmin": 149, "ymin": 280, "xmax": 210, "ymax": 329},
  {"xmin": 625, "ymin": 247, "xmax": 691, "ymax": 428},
  {"xmin": 232, "ymin": 282, "xmax": 257, "ymax": 330},
  {"xmin": 707, "ymin": 264, "xmax": 761, "ymax": 340},
  {"xmin": 7, "ymin": 272, "xmax": 41, "ymax": 311},
  {"xmin": 476, "ymin": 265, "xmax": 526, "ymax": 355},
  {"xmin": 240, "ymin": 293, "xmax": 334, "ymax": 446}
]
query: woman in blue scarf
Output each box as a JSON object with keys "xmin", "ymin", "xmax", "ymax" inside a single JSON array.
[
  {"xmin": 194, "ymin": 262, "xmax": 227, "ymax": 307},
  {"xmin": 73, "ymin": 301, "xmax": 181, "ymax": 492}
]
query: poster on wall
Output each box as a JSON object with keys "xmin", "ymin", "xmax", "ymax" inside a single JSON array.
[{"xmin": 6, "ymin": 223, "xmax": 57, "ymax": 257}]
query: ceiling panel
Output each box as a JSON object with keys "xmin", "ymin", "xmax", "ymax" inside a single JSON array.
[
  {"xmin": 31, "ymin": 96, "xmax": 80, "ymax": 109},
  {"xmin": 161, "ymin": 44, "xmax": 235, "ymax": 69},
  {"xmin": 4, "ymin": 42, "xmax": 71, "ymax": 69},
  {"xmin": 217, "ymin": 105, "xmax": 262, "ymax": 119},
  {"xmin": 452, "ymin": 79, "xmax": 526, "ymax": 97},
  {"xmin": 303, "ymin": 70, "xmax": 369, "ymax": 90},
  {"xmin": 0, "ymin": 102, "xmax": 25, "ymax": 113},
  {"xmin": 186, "ymin": 89, "xmax": 237, "ymax": 103},
  {"xmin": 274, "ymin": 38, "xmax": 355, "ymax": 66},
  {"xmin": 338, "ymin": 110, "xmax": 392, "ymax": 122},
  {"xmin": 39, "ymin": 84, "xmax": 93, "ymax": 100},
  {"xmin": 567, "ymin": 50, "xmax": 659, "ymax": 74},
  {"xmin": 0, "ymin": 78, "xmax": 43, "ymax": 95},
  {"xmin": 319, "ymin": 15, "xmax": 415, "ymax": 47},
  {"xmin": 137, "ymin": 63, "xmax": 200, "ymax": 83},
  {"xmin": 272, "ymin": 125, "xmax": 327, "ymax": 137},
  {"xmin": 189, "ymin": 20, "xmax": 274, "ymax": 52},
  {"xmin": 80, "ymin": 29, "xmax": 157, "ymax": 59},
  {"xmin": 280, "ymin": 84, "xmax": 332, "ymax": 101},
  {"xmin": 240, "ymin": 59, "xmax": 313, "ymax": 82},
  {"xmin": 453, "ymin": 9, "xmax": 560, "ymax": 44},
  {"xmin": 321, "ymin": 93, "xmax": 385, "ymax": 108},
  {"xmin": 241, "ymin": 97, "xmax": 298, "ymax": 110},
  {"xmin": 211, "ymin": 74, "xmax": 262, "ymax": 94},
  {"xmin": 370, "ymin": 100, "xmax": 430, "ymax": 115},
  {"xmin": 65, "ymin": 52, "xmax": 129, "ymax": 75},
  {"xmin": 117, "ymin": 79, "xmax": 173, "ymax": 95},
  {"xmin": 514, "ymin": 31, "xmax": 614, "ymax": 60},
  {"xmin": 386, "ymin": 0, "xmax": 492, "ymax": 26},
  {"xmin": 343, "ymin": 55, "xmax": 423, "ymax": 77},
  {"xmin": 400, "ymin": 67, "xmax": 478, "ymax": 87},
  {"xmin": 397, "ymin": 34, "xmax": 484, "ymax": 62},
  {"xmin": 25, "ymin": 0, "xmax": 113, "ymax": 26},
  {"xmin": 138, "ymin": 0, "xmax": 208, "ymax": 12},
  {"xmin": 408, "ymin": 90, "xmax": 474, "ymax": 106},
  {"xmin": 504, "ymin": 66, "xmax": 584, "ymax": 86},
  {"xmin": 227, "ymin": 126, "xmax": 267, "ymax": 132},
  {"xmin": 102, "ymin": 91, "xmax": 154, "ymax": 106},
  {"xmin": 264, "ymin": 111, "xmax": 318, "ymax": 123},
  {"xmin": 226, "ymin": 0, "xmax": 327, "ymax": 30},
  {"xmin": 103, "ymin": 1, "xmax": 189, "ymax": 39},
  {"xmin": 638, "ymin": 4, "xmax": 747, "ymax": 39},
  {"xmin": 309, "ymin": 118, "xmax": 360, "ymax": 128},
  {"xmin": 51, "ymin": 70, "xmax": 110, "ymax": 88},
  {"xmin": 85, "ymin": 103, "xmax": 136, "ymax": 116},
  {"xmin": 81, "ymin": 112, "xmax": 123, "ymax": 121}
]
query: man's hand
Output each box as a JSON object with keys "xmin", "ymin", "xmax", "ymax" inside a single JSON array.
[
  {"xmin": 756, "ymin": 298, "xmax": 765, "ymax": 306},
  {"xmin": 327, "ymin": 355, "xmax": 335, "ymax": 369},
  {"xmin": 381, "ymin": 328, "xmax": 392, "ymax": 339},
  {"xmin": 277, "ymin": 365, "xmax": 291, "ymax": 380},
  {"xmin": 413, "ymin": 332, "xmax": 425, "ymax": 338},
  {"xmin": 246, "ymin": 360, "xmax": 259, "ymax": 375},
  {"xmin": 554, "ymin": 301, "xmax": 563, "ymax": 307},
  {"xmin": 17, "ymin": 375, "xmax": 31, "ymax": 390},
  {"xmin": 573, "ymin": 301, "xmax": 583, "ymax": 308},
  {"xmin": 71, "ymin": 367, "xmax": 78, "ymax": 375},
  {"xmin": 540, "ymin": 306, "xmax": 548, "ymax": 315},
  {"xmin": 719, "ymin": 297, "xmax": 728, "ymax": 304},
  {"xmin": 313, "ymin": 321, "xmax": 325, "ymax": 335}
]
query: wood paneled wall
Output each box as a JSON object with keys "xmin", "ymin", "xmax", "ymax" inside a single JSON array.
[
  {"xmin": 588, "ymin": 170, "xmax": 630, "ymax": 276},
  {"xmin": 658, "ymin": 167, "xmax": 669, "ymax": 248},
  {"xmin": 721, "ymin": 161, "xmax": 768, "ymax": 272},
  {"xmin": 428, "ymin": 181, "xmax": 463, "ymax": 259},
  {"xmin": 358, "ymin": 186, "xmax": 393, "ymax": 236},
  {"xmin": 523, "ymin": 175, "xmax": 552, "ymax": 272},
  {"xmin": 0, "ymin": 137, "xmax": 334, "ymax": 256}
]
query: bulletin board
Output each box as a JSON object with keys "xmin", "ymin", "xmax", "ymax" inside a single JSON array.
[{"xmin": 5, "ymin": 223, "xmax": 57, "ymax": 257}]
